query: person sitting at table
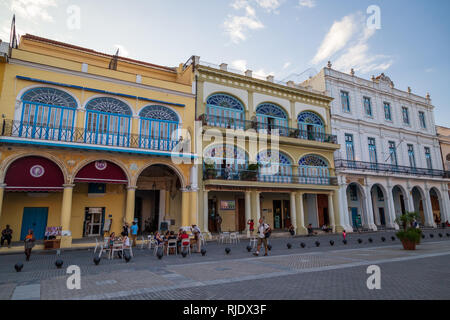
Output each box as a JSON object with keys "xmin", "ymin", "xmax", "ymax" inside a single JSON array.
[
  {"xmin": 179, "ymin": 230, "xmax": 190, "ymax": 251},
  {"xmin": 176, "ymin": 228, "xmax": 184, "ymax": 250},
  {"xmin": 108, "ymin": 232, "xmax": 116, "ymax": 249},
  {"xmin": 154, "ymin": 231, "xmax": 163, "ymax": 245},
  {"xmin": 191, "ymin": 224, "xmax": 202, "ymax": 253},
  {"xmin": 307, "ymin": 224, "xmax": 315, "ymax": 236}
]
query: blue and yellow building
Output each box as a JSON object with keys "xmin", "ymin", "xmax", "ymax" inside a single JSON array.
[{"xmin": 0, "ymin": 35, "xmax": 199, "ymax": 246}]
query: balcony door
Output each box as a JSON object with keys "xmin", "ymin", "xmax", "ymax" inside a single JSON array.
[{"xmin": 298, "ymin": 111, "xmax": 325, "ymax": 141}]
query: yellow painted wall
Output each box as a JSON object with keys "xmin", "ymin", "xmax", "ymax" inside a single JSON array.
[
  {"xmin": 70, "ymin": 183, "xmax": 126, "ymax": 238},
  {"xmin": 1, "ymin": 192, "xmax": 63, "ymax": 242}
]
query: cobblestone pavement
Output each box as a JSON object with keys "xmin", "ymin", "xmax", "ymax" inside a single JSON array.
[{"xmin": 0, "ymin": 230, "xmax": 449, "ymax": 300}]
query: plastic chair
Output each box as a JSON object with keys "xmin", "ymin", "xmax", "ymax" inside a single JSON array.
[
  {"xmin": 153, "ymin": 242, "xmax": 164, "ymax": 256},
  {"xmin": 97, "ymin": 237, "xmax": 111, "ymax": 258},
  {"xmin": 93, "ymin": 238, "xmax": 99, "ymax": 254},
  {"xmin": 167, "ymin": 239, "xmax": 178, "ymax": 256},
  {"xmin": 111, "ymin": 242, "xmax": 124, "ymax": 260},
  {"xmin": 249, "ymin": 237, "xmax": 258, "ymax": 249},
  {"xmin": 199, "ymin": 233, "xmax": 206, "ymax": 247},
  {"xmin": 181, "ymin": 240, "xmax": 191, "ymax": 255},
  {"xmin": 229, "ymin": 232, "xmax": 238, "ymax": 244}
]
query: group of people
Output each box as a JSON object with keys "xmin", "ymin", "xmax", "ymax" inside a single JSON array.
[{"xmin": 153, "ymin": 224, "xmax": 203, "ymax": 254}]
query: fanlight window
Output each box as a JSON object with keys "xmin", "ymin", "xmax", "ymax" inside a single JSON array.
[
  {"xmin": 139, "ymin": 105, "xmax": 180, "ymax": 151},
  {"xmin": 298, "ymin": 111, "xmax": 325, "ymax": 141},
  {"xmin": 206, "ymin": 93, "xmax": 245, "ymax": 129},
  {"xmin": 85, "ymin": 97, "xmax": 132, "ymax": 147},
  {"xmin": 298, "ymin": 155, "xmax": 329, "ymax": 185},
  {"xmin": 18, "ymin": 87, "xmax": 78, "ymax": 142},
  {"xmin": 257, "ymin": 150, "xmax": 292, "ymax": 183},
  {"xmin": 256, "ymin": 103, "xmax": 288, "ymax": 135}
]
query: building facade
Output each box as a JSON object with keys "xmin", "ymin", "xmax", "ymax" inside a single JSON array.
[
  {"xmin": 0, "ymin": 35, "xmax": 199, "ymax": 246},
  {"xmin": 304, "ymin": 65, "xmax": 450, "ymax": 231},
  {"xmin": 192, "ymin": 59, "xmax": 342, "ymax": 236},
  {"xmin": 437, "ymin": 125, "xmax": 450, "ymax": 205}
]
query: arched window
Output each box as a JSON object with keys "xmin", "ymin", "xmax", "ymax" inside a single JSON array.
[
  {"xmin": 85, "ymin": 97, "xmax": 132, "ymax": 147},
  {"xmin": 257, "ymin": 150, "xmax": 292, "ymax": 183},
  {"xmin": 139, "ymin": 105, "xmax": 180, "ymax": 151},
  {"xmin": 206, "ymin": 93, "xmax": 245, "ymax": 129},
  {"xmin": 256, "ymin": 103, "xmax": 288, "ymax": 136},
  {"xmin": 203, "ymin": 144, "xmax": 247, "ymax": 180},
  {"xmin": 297, "ymin": 111, "xmax": 325, "ymax": 141},
  {"xmin": 298, "ymin": 154, "xmax": 330, "ymax": 185},
  {"xmin": 18, "ymin": 87, "xmax": 78, "ymax": 142}
]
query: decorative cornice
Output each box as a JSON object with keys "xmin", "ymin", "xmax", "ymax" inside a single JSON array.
[{"xmin": 197, "ymin": 65, "xmax": 333, "ymax": 106}]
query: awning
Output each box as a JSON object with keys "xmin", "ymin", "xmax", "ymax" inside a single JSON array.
[
  {"xmin": 5, "ymin": 156, "xmax": 65, "ymax": 192},
  {"xmin": 74, "ymin": 160, "xmax": 128, "ymax": 184}
]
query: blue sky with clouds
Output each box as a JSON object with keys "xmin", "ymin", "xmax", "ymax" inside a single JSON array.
[{"xmin": 0, "ymin": 0, "xmax": 449, "ymax": 126}]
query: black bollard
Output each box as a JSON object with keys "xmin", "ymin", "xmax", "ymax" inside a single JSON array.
[
  {"xmin": 315, "ymin": 241, "xmax": 320, "ymax": 247},
  {"xmin": 343, "ymin": 239, "xmax": 347, "ymax": 245},
  {"xmin": 201, "ymin": 249, "xmax": 207, "ymax": 256},
  {"xmin": 329, "ymin": 240, "xmax": 334, "ymax": 246},
  {"xmin": 14, "ymin": 263, "xmax": 24, "ymax": 272},
  {"xmin": 93, "ymin": 257, "xmax": 101, "ymax": 265},
  {"xmin": 381, "ymin": 237, "xmax": 386, "ymax": 242},
  {"xmin": 268, "ymin": 244, "xmax": 272, "ymax": 251},
  {"xmin": 55, "ymin": 260, "xmax": 64, "ymax": 269},
  {"xmin": 300, "ymin": 243, "xmax": 306, "ymax": 248},
  {"xmin": 286, "ymin": 243, "xmax": 292, "ymax": 249},
  {"xmin": 225, "ymin": 248, "xmax": 231, "ymax": 255}
]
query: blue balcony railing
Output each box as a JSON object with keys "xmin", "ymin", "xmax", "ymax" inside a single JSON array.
[
  {"xmin": 199, "ymin": 114, "xmax": 338, "ymax": 144},
  {"xmin": 335, "ymin": 159, "xmax": 447, "ymax": 178},
  {"xmin": 204, "ymin": 168, "xmax": 336, "ymax": 185},
  {"xmin": 1, "ymin": 120, "xmax": 181, "ymax": 152}
]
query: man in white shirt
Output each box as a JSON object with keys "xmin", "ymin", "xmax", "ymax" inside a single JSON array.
[{"xmin": 253, "ymin": 218, "xmax": 270, "ymax": 256}]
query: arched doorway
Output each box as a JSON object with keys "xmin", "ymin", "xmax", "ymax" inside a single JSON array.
[
  {"xmin": 256, "ymin": 102, "xmax": 288, "ymax": 135},
  {"xmin": 430, "ymin": 187, "xmax": 442, "ymax": 226},
  {"xmin": 392, "ymin": 185, "xmax": 407, "ymax": 219},
  {"xmin": 411, "ymin": 186, "xmax": 425, "ymax": 225},
  {"xmin": 346, "ymin": 183, "xmax": 366, "ymax": 229},
  {"xmin": 2, "ymin": 156, "xmax": 66, "ymax": 241},
  {"xmin": 73, "ymin": 160, "xmax": 128, "ymax": 238},
  {"xmin": 371, "ymin": 184, "xmax": 387, "ymax": 228},
  {"xmin": 135, "ymin": 164, "xmax": 182, "ymax": 233}
]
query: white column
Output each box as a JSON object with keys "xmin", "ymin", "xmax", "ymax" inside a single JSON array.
[
  {"xmin": 424, "ymin": 189, "xmax": 436, "ymax": 228},
  {"xmin": 328, "ymin": 193, "xmax": 336, "ymax": 232},
  {"xmin": 295, "ymin": 192, "xmax": 307, "ymax": 235},
  {"xmin": 364, "ymin": 185, "xmax": 377, "ymax": 231},
  {"xmin": 406, "ymin": 188, "xmax": 415, "ymax": 213},
  {"xmin": 290, "ymin": 192, "xmax": 297, "ymax": 233},
  {"xmin": 386, "ymin": 186, "xmax": 399, "ymax": 230},
  {"xmin": 441, "ymin": 184, "xmax": 450, "ymax": 223},
  {"xmin": 159, "ymin": 190, "xmax": 166, "ymax": 225},
  {"xmin": 203, "ymin": 190, "xmax": 209, "ymax": 233},
  {"xmin": 245, "ymin": 191, "xmax": 251, "ymax": 237},
  {"xmin": 338, "ymin": 181, "xmax": 352, "ymax": 231},
  {"xmin": 255, "ymin": 192, "xmax": 261, "ymax": 222}
]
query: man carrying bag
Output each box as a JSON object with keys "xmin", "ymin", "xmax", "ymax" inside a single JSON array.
[{"xmin": 253, "ymin": 218, "xmax": 271, "ymax": 257}]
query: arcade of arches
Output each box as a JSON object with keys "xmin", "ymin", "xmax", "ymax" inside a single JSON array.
[
  {"xmin": 0, "ymin": 149, "xmax": 197, "ymax": 246},
  {"xmin": 340, "ymin": 179, "xmax": 449, "ymax": 232}
]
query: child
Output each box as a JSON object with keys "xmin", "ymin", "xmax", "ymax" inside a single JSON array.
[
  {"xmin": 247, "ymin": 219, "xmax": 255, "ymax": 236},
  {"xmin": 342, "ymin": 230, "xmax": 347, "ymax": 241}
]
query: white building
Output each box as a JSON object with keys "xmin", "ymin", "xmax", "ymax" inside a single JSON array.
[{"xmin": 304, "ymin": 65, "xmax": 450, "ymax": 231}]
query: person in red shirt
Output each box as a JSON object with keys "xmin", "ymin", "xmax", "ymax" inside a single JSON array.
[{"xmin": 247, "ymin": 219, "xmax": 255, "ymax": 236}]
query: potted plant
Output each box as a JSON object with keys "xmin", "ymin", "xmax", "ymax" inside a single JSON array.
[
  {"xmin": 204, "ymin": 163, "xmax": 217, "ymax": 179},
  {"xmin": 395, "ymin": 211, "xmax": 422, "ymax": 250},
  {"xmin": 241, "ymin": 163, "xmax": 260, "ymax": 181}
]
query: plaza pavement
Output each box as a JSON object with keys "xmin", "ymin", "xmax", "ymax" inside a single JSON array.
[{"xmin": 0, "ymin": 229, "xmax": 449, "ymax": 300}]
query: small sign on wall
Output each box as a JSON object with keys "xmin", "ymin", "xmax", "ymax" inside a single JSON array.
[{"xmin": 220, "ymin": 200, "xmax": 236, "ymax": 210}]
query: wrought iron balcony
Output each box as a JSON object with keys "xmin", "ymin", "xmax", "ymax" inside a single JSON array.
[
  {"xmin": 335, "ymin": 159, "xmax": 447, "ymax": 178},
  {"xmin": 198, "ymin": 114, "xmax": 338, "ymax": 144},
  {"xmin": 0, "ymin": 120, "xmax": 182, "ymax": 152},
  {"xmin": 203, "ymin": 168, "xmax": 337, "ymax": 186}
]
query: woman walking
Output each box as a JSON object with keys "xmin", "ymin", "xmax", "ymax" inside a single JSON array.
[{"xmin": 24, "ymin": 229, "xmax": 35, "ymax": 261}]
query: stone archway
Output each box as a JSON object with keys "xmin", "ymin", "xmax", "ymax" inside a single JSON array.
[
  {"xmin": 135, "ymin": 164, "xmax": 183, "ymax": 233},
  {"xmin": 371, "ymin": 184, "xmax": 387, "ymax": 228},
  {"xmin": 411, "ymin": 186, "xmax": 426, "ymax": 225},
  {"xmin": 430, "ymin": 187, "xmax": 443, "ymax": 226},
  {"xmin": 346, "ymin": 182, "xmax": 366, "ymax": 230},
  {"xmin": 392, "ymin": 185, "xmax": 407, "ymax": 219}
]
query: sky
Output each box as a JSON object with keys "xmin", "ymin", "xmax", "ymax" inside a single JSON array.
[{"xmin": 0, "ymin": 0, "xmax": 449, "ymax": 126}]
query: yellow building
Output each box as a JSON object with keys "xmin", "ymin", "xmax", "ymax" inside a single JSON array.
[
  {"xmin": 0, "ymin": 35, "xmax": 199, "ymax": 246},
  {"xmin": 192, "ymin": 59, "xmax": 342, "ymax": 235}
]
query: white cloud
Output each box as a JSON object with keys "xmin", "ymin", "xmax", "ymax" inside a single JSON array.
[
  {"xmin": 224, "ymin": 5, "xmax": 264, "ymax": 44},
  {"xmin": 231, "ymin": 59, "xmax": 248, "ymax": 72},
  {"xmin": 311, "ymin": 14, "xmax": 356, "ymax": 64},
  {"xmin": 425, "ymin": 68, "xmax": 434, "ymax": 73},
  {"xmin": 7, "ymin": 0, "xmax": 57, "ymax": 23},
  {"xmin": 298, "ymin": 0, "xmax": 316, "ymax": 8},
  {"xmin": 254, "ymin": 68, "xmax": 275, "ymax": 78},
  {"xmin": 114, "ymin": 44, "xmax": 129, "ymax": 57},
  {"xmin": 283, "ymin": 61, "xmax": 291, "ymax": 69},
  {"xmin": 255, "ymin": 0, "xmax": 282, "ymax": 12},
  {"xmin": 312, "ymin": 12, "xmax": 393, "ymax": 74}
]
